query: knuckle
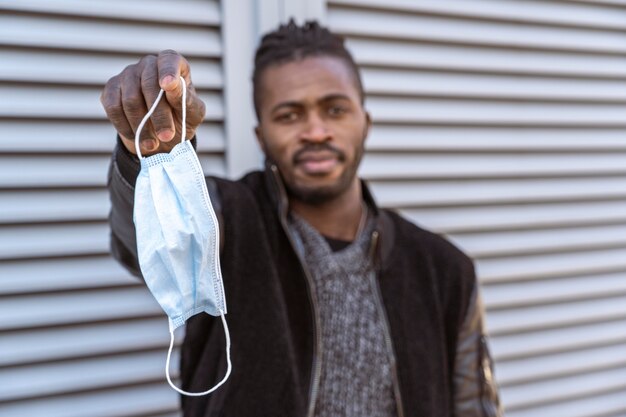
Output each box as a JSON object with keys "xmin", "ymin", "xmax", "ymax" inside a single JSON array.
[
  {"xmin": 101, "ymin": 94, "xmax": 119, "ymax": 115},
  {"xmin": 159, "ymin": 49, "xmax": 180, "ymax": 58},
  {"xmin": 197, "ymin": 99, "xmax": 206, "ymax": 120},
  {"xmin": 139, "ymin": 54, "xmax": 157, "ymax": 64},
  {"xmin": 121, "ymin": 92, "xmax": 144, "ymax": 114},
  {"xmin": 141, "ymin": 72, "xmax": 159, "ymax": 89},
  {"xmin": 151, "ymin": 112, "xmax": 171, "ymax": 129},
  {"xmin": 122, "ymin": 63, "xmax": 139, "ymax": 75}
]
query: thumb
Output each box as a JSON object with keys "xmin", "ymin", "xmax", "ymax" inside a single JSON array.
[{"xmin": 161, "ymin": 76, "xmax": 186, "ymax": 114}]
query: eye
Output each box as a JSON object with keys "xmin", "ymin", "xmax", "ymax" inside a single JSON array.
[
  {"xmin": 275, "ymin": 111, "xmax": 299, "ymax": 123},
  {"xmin": 328, "ymin": 105, "xmax": 347, "ymax": 117}
]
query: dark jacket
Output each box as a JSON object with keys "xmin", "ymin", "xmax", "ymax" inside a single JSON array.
[{"xmin": 108, "ymin": 141, "xmax": 502, "ymax": 417}]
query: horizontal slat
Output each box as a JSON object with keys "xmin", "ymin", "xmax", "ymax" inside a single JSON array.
[
  {"xmin": 0, "ymin": 349, "xmax": 180, "ymax": 401},
  {"xmin": 2, "ymin": 318, "xmax": 169, "ymax": 366},
  {"xmin": 487, "ymin": 294, "xmax": 626, "ymax": 336},
  {"xmin": 329, "ymin": 0, "xmax": 626, "ymax": 30},
  {"xmin": 501, "ymin": 365, "xmax": 626, "ymax": 410},
  {"xmin": 369, "ymin": 177, "xmax": 626, "ymax": 207},
  {"xmin": 0, "ymin": 287, "xmax": 163, "ymax": 330},
  {"xmin": 362, "ymin": 68, "xmax": 626, "ymax": 102},
  {"xmin": 361, "ymin": 152, "xmax": 626, "ymax": 180},
  {"xmin": 346, "ymin": 38, "xmax": 626, "ymax": 78},
  {"xmin": 366, "ymin": 126, "xmax": 626, "ymax": 152},
  {"xmin": 483, "ymin": 271, "xmax": 626, "ymax": 310},
  {"xmin": 449, "ymin": 224, "xmax": 626, "ymax": 258},
  {"xmin": 0, "ymin": 223, "xmax": 109, "ymax": 260},
  {"xmin": 366, "ymin": 96, "xmax": 626, "ymax": 126},
  {"xmin": 400, "ymin": 200, "xmax": 626, "ymax": 234},
  {"xmin": 497, "ymin": 343, "xmax": 626, "ymax": 387},
  {"xmin": 478, "ymin": 247, "xmax": 626, "ymax": 283},
  {"xmin": 0, "ymin": 189, "xmax": 109, "ymax": 224},
  {"xmin": 0, "ymin": 0, "xmax": 220, "ymax": 25},
  {"xmin": 330, "ymin": 6, "xmax": 626, "ymax": 54},
  {"xmin": 0, "ymin": 120, "xmax": 225, "ymax": 152},
  {"xmin": 506, "ymin": 388, "xmax": 626, "ymax": 417},
  {"xmin": 198, "ymin": 154, "xmax": 228, "ymax": 178},
  {"xmin": 0, "ymin": 153, "xmax": 226, "ymax": 188},
  {"xmin": 490, "ymin": 318, "xmax": 626, "ymax": 361},
  {"xmin": 0, "ymin": 47, "xmax": 222, "ymax": 88},
  {"xmin": 0, "ymin": 85, "xmax": 223, "ymax": 121},
  {"xmin": 0, "ymin": 14, "xmax": 221, "ymax": 56},
  {"xmin": 0, "ymin": 256, "xmax": 135, "ymax": 295},
  {"xmin": 0, "ymin": 382, "xmax": 179, "ymax": 417}
]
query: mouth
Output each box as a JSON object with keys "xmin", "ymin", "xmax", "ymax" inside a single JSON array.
[{"xmin": 294, "ymin": 151, "xmax": 341, "ymax": 175}]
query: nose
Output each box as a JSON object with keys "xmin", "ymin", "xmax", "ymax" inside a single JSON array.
[{"xmin": 300, "ymin": 112, "xmax": 331, "ymax": 143}]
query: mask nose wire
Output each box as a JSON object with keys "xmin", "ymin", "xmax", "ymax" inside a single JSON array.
[
  {"xmin": 165, "ymin": 309, "xmax": 232, "ymax": 396},
  {"xmin": 134, "ymin": 76, "xmax": 188, "ymax": 159}
]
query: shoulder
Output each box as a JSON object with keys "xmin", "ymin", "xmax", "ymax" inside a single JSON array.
[
  {"xmin": 384, "ymin": 209, "xmax": 477, "ymax": 326},
  {"xmin": 210, "ymin": 171, "xmax": 265, "ymax": 204},
  {"xmin": 385, "ymin": 209, "xmax": 474, "ymax": 272}
]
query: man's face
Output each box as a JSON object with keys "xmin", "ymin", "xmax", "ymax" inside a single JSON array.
[{"xmin": 255, "ymin": 55, "xmax": 370, "ymax": 205}]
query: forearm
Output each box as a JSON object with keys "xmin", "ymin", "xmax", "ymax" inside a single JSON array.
[{"xmin": 107, "ymin": 138, "xmax": 142, "ymax": 278}]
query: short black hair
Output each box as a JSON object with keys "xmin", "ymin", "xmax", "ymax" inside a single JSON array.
[{"xmin": 252, "ymin": 19, "xmax": 364, "ymax": 120}]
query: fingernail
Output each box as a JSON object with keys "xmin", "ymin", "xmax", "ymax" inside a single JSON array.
[
  {"xmin": 160, "ymin": 75, "xmax": 175, "ymax": 89},
  {"xmin": 157, "ymin": 129, "xmax": 174, "ymax": 141},
  {"xmin": 142, "ymin": 139, "xmax": 157, "ymax": 151}
]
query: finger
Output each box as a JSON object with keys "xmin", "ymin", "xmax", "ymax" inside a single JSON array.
[
  {"xmin": 100, "ymin": 75, "xmax": 135, "ymax": 143},
  {"xmin": 120, "ymin": 70, "xmax": 159, "ymax": 154},
  {"xmin": 141, "ymin": 58, "xmax": 175, "ymax": 143},
  {"xmin": 182, "ymin": 80, "xmax": 207, "ymax": 129},
  {"xmin": 157, "ymin": 49, "xmax": 189, "ymax": 92},
  {"xmin": 157, "ymin": 50, "xmax": 192, "ymax": 113},
  {"xmin": 157, "ymin": 51, "xmax": 206, "ymax": 138}
]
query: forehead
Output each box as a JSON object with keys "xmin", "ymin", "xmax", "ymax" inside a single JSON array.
[{"xmin": 257, "ymin": 56, "xmax": 361, "ymax": 110}]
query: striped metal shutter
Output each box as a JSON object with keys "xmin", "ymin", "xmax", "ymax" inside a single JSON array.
[
  {"xmin": 327, "ymin": 0, "xmax": 626, "ymax": 416},
  {"xmin": 0, "ymin": 1, "xmax": 225, "ymax": 416}
]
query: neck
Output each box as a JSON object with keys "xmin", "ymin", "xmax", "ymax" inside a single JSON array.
[{"xmin": 289, "ymin": 180, "xmax": 364, "ymax": 241}]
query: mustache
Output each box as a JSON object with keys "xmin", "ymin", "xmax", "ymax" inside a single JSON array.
[{"xmin": 292, "ymin": 143, "xmax": 346, "ymax": 164}]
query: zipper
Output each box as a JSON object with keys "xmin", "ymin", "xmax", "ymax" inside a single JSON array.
[
  {"xmin": 368, "ymin": 230, "xmax": 406, "ymax": 417},
  {"xmin": 270, "ymin": 165, "xmax": 323, "ymax": 417}
]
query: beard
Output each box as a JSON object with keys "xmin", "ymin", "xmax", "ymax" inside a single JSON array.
[{"xmin": 266, "ymin": 140, "xmax": 366, "ymax": 206}]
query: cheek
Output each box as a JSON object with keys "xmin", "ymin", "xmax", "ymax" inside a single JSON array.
[{"xmin": 261, "ymin": 130, "xmax": 294, "ymax": 162}]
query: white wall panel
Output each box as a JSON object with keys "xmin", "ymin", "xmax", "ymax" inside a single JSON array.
[
  {"xmin": 329, "ymin": 0, "xmax": 626, "ymax": 415},
  {"xmin": 0, "ymin": 1, "xmax": 224, "ymax": 416},
  {"xmin": 0, "ymin": 384, "xmax": 181, "ymax": 417},
  {"xmin": 346, "ymin": 37, "xmax": 626, "ymax": 78},
  {"xmin": 0, "ymin": 120, "xmax": 224, "ymax": 152}
]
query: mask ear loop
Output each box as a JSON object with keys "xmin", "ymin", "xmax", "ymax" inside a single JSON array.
[
  {"xmin": 134, "ymin": 76, "xmax": 188, "ymax": 159},
  {"xmin": 166, "ymin": 309, "xmax": 232, "ymax": 396}
]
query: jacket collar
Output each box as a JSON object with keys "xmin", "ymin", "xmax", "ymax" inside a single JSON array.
[{"xmin": 264, "ymin": 163, "xmax": 395, "ymax": 269}]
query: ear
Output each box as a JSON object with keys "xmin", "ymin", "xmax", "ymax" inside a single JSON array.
[
  {"xmin": 363, "ymin": 111, "xmax": 372, "ymax": 141},
  {"xmin": 254, "ymin": 125, "xmax": 267, "ymax": 153}
]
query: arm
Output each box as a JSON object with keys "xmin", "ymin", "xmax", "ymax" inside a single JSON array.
[{"xmin": 454, "ymin": 285, "xmax": 503, "ymax": 417}]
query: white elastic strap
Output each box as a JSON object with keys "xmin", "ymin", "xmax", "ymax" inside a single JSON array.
[
  {"xmin": 135, "ymin": 76, "xmax": 188, "ymax": 159},
  {"xmin": 165, "ymin": 310, "xmax": 232, "ymax": 396}
]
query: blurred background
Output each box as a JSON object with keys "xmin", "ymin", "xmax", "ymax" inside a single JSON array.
[{"xmin": 1, "ymin": 0, "xmax": 626, "ymax": 416}]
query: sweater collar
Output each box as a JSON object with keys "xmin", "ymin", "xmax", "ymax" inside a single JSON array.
[{"xmin": 264, "ymin": 163, "xmax": 395, "ymax": 270}]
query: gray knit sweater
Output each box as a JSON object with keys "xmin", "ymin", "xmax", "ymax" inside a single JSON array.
[{"xmin": 289, "ymin": 212, "xmax": 397, "ymax": 417}]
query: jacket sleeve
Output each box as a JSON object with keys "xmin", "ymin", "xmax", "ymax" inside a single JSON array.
[
  {"xmin": 107, "ymin": 136, "xmax": 223, "ymax": 279},
  {"xmin": 453, "ymin": 284, "xmax": 504, "ymax": 417},
  {"xmin": 108, "ymin": 138, "xmax": 142, "ymax": 278}
]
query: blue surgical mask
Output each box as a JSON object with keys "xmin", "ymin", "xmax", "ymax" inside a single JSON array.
[{"xmin": 132, "ymin": 77, "xmax": 231, "ymax": 396}]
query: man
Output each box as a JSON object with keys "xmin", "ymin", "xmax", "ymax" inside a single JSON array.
[{"xmin": 102, "ymin": 20, "xmax": 502, "ymax": 417}]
